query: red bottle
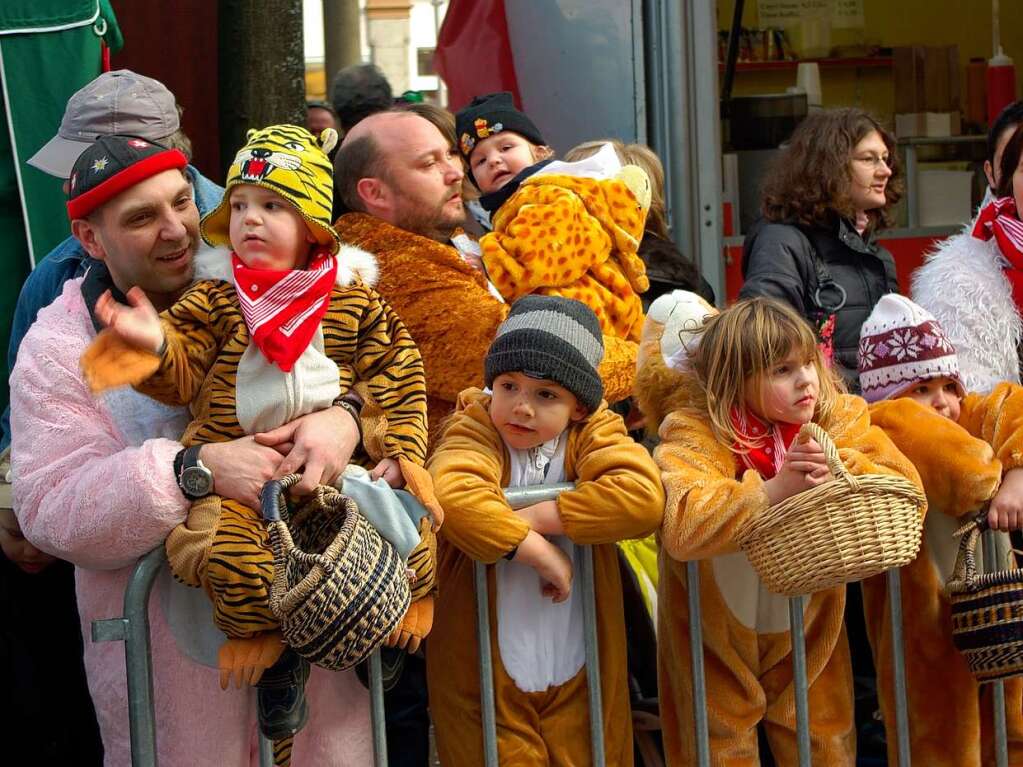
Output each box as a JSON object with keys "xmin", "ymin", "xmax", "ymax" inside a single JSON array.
[{"xmin": 988, "ymin": 52, "xmax": 1017, "ymax": 123}]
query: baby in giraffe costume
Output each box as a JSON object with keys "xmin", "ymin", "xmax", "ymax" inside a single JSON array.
[{"xmin": 455, "ymin": 92, "xmax": 652, "ymax": 341}]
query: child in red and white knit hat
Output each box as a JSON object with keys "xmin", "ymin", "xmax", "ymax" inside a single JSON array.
[{"xmin": 857, "ymin": 292, "xmax": 1023, "ymax": 767}]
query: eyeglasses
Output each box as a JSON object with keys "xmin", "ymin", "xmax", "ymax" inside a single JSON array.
[{"xmin": 853, "ymin": 154, "xmax": 892, "ymax": 170}]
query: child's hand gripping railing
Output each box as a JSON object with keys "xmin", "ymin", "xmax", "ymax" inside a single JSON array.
[
  {"xmin": 90, "ymin": 545, "xmax": 390, "ymax": 767},
  {"xmin": 473, "ymin": 482, "xmax": 606, "ymax": 766}
]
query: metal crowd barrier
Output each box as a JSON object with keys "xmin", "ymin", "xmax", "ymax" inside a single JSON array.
[
  {"xmin": 91, "ymin": 546, "xmax": 388, "ymax": 767},
  {"xmin": 472, "ymin": 483, "xmax": 605, "ymax": 767},
  {"xmin": 100, "ymin": 515, "xmax": 1015, "ymax": 767},
  {"xmin": 685, "ymin": 538, "xmax": 1012, "ymax": 767}
]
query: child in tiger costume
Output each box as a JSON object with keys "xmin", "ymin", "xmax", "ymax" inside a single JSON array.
[{"xmin": 80, "ymin": 124, "xmax": 437, "ymax": 756}]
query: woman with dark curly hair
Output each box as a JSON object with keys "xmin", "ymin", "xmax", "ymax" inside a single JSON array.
[{"xmin": 740, "ymin": 108, "xmax": 902, "ymax": 390}]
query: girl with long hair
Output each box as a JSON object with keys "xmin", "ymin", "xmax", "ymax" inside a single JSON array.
[{"xmin": 638, "ymin": 296, "xmax": 920, "ymax": 766}]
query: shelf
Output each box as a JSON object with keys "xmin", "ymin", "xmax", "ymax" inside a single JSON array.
[{"xmin": 719, "ymin": 57, "xmax": 893, "ymax": 73}]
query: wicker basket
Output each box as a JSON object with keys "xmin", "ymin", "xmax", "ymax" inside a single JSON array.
[
  {"xmin": 261, "ymin": 474, "xmax": 411, "ymax": 671},
  {"xmin": 736, "ymin": 422, "xmax": 925, "ymax": 596},
  {"xmin": 946, "ymin": 514, "xmax": 1023, "ymax": 682}
]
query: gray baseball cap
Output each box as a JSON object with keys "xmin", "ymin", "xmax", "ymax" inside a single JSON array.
[{"xmin": 28, "ymin": 69, "xmax": 180, "ymax": 179}]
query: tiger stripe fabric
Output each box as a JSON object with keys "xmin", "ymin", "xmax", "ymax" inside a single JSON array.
[
  {"xmin": 138, "ymin": 278, "xmax": 428, "ymax": 463},
  {"xmin": 141, "ymin": 277, "xmax": 428, "ymax": 641}
]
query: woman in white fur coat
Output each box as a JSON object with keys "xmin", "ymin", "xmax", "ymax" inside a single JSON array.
[{"xmin": 913, "ymin": 105, "xmax": 1023, "ymax": 393}]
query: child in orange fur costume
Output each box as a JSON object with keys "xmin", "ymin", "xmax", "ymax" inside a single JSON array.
[
  {"xmin": 857, "ymin": 294, "xmax": 1023, "ymax": 766},
  {"xmin": 426, "ymin": 296, "xmax": 664, "ymax": 766},
  {"xmin": 455, "ymin": 92, "xmax": 651, "ymax": 341},
  {"xmin": 637, "ymin": 295, "xmax": 923, "ymax": 766}
]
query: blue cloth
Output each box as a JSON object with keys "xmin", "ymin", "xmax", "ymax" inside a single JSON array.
[
  {"xmin": 1, "ymin": 166, "xmax": 223, "ymax": 449},
  {"xmin": 336, "ymin": 465, "xmax": 429, "ymax": 559}
]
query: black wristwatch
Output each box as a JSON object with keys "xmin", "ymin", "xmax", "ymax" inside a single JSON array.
[
  {"xmin": 333, "ymin": 394, "xmax": 363, "ymax": 439},
  {"xmin": 174, "ymin": 445, "xmax": 214, "ymax": 500}
]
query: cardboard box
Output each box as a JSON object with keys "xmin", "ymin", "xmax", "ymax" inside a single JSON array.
[
  {"xmin": 894, "ymin": 46, "xmax": 925, "ymax": 114},
  {"xmin": 895, "ymin": 111, "xmax": 962, "ymax": 138},
  {"xmin": 918, "ymin": 169, "xmax": 972, "ymax": 226},
  {"xmin": 925, "ymin": 45, "xmax": 961, "ymax": 112},
  {"xmin": 894, "ymin": 45, "xmax": 961, "ymax": 114}
]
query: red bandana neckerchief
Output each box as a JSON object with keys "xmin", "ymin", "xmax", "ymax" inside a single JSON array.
[
  {"xmin": 233, "ymin": 248, "xmax": 338, "ymax": 372},
  {"xmin": 730, "ymin": 408, "xmax": 801, "ymax": 479},
  {"xmin": 972, "ymin": 196, "xmax": 1023, "ymax": 314}
]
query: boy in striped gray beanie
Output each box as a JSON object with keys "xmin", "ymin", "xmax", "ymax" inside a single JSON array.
[
  {"xmin": 425, "ymin": 293, "xmax": 665, "ymax": 764},
  {"xmin": 484, "ymin": 296, "xmax": 601, "ymax": 443}
]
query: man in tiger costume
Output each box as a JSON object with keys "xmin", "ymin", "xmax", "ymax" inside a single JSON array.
[{"xmin": 9, "ymin": 132, "xmax": 379, "ymax": 766}]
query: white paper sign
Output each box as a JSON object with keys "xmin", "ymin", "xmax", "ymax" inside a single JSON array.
[{"xmin": 757, "ymin": 0, "xmax": 864, "ymax": 29}]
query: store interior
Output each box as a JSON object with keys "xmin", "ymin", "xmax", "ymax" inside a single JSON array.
[{"xmin": 716, "ymin": 0, "xmax": 1023, "ymax": 299}]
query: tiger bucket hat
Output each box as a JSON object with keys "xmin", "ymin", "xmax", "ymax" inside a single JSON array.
[{"xmin": 201, "ymin": 123, "xmax": 342, "ymax": 255}]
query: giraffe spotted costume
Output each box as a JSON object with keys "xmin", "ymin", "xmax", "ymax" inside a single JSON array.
[{"xmin": 480, "ymin": 148, "xmax": 652, "ymax": 342}]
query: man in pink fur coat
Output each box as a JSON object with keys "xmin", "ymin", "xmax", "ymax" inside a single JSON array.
[{"xmin": 9, "ymin": 140, "xmax": 374, "ymax": 766}]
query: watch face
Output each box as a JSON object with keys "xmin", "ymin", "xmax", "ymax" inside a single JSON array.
[{"xmin": 181, "ymin": 466, "xmax": 213, "ymax": 497}]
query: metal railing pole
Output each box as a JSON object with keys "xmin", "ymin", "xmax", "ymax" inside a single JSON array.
[
  {"xmin": 887, "ymin": 569, "xmax": 912, "ymax": 765},
  {"xmin": 92, "ymin": 546, "xmax": 167, "ymax": 767},
  {"xmin": 478, "ymin": 483, "xmax": 600, "ymax": 765},
  {"xmin": 368, "ymin": 649, "xmax": 389, "ymax": 767},
  {"xmin": 686, "ymin": 561, "xmax": 711, "ymax": 767},
  {"xmin": 984, "ymin": 530, "xmax": 1010, "ymax": 767},
  {"xmin": 788, "ymin": 595, "xmax": 812, "ymax": 766},
  {"xmin": 580, "ymin": 544, "xmax": 606, "ymax": 767},
  {"xmin": 474, "ymin": 560, "xmax": 500, "ymax": 767},
  {"xmin": 258, "ymin": 734, "xmax": 274, "ymax": 767}
]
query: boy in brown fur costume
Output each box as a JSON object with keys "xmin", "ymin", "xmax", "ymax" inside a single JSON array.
[{"xmin": 858, "ymin": 294, "xmax": 1023, "ymax": 766}]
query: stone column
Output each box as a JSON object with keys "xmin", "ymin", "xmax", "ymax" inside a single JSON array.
[
  {"xmin": 365, "ymin": 0, "xmax": 412, "ymax": 94},
  {"xmin": 323, "ymin": 0, "xmax": 361, "ymax": 92}
]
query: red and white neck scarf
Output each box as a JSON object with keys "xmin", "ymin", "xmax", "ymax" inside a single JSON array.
[
  {"xmin": 233, "ymin": 248, "xmax": 338, "ymax": 372},
  {"xmin": 973, "ymin": 196, "xmax": 1023, "ymax": 314},
  {"xmin": 730, "ymin": 407, "xmax": 801, "ymax": 479}
]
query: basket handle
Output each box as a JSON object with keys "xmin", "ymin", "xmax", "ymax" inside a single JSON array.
[
  {"xmin": 949, "ymin": 507, "xmax": 990, "ymax": 588},
  {"xmin": 260, "ymin": 473, "xmax": 302, "ymax": 523},
  {"xmin": 799, "ymin": 422, "xmax": 857, "ymax": 490}
]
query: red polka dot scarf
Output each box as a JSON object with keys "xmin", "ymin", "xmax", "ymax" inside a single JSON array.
[{"xmin": 730, "ymin": 407, "xmax": 801, "ymax": 479}]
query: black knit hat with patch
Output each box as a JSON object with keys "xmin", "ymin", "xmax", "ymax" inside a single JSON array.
[
  {"xmin": 485, "ymin": 295, "xmax": 605, "ymax": 412},
  {"xmin": 455, "ymin": 92, "xmax": 545, "ymax": 163}
]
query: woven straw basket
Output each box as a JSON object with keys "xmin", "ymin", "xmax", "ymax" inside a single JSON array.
[
  {"xmin": 261, "ymin": 474, "xmax": 411, "ymax": 671},
  {"xmin": 736, "ymin": 422, "xmax": 925, "ymax": 596},
  {"xmin": 946, "ymin": 514, "xmax": 1023, "ymax": 682}
]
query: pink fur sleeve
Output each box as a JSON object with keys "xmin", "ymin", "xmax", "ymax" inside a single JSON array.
[{"xmin": 10, "ymin": 296, "xmax": 188, "ymax": 570}]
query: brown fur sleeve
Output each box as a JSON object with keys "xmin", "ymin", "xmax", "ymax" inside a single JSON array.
[
  {"xmin": 426, "ymin": 393, "xmax": 529, "ymax": 563},
  {"xmin": 558, "ymin": 408, "xmax": 665, "ymax": 545},
  {"xmin": 870, "ymin": 398, "xmax": 999, "ymax": 517},
  {"xmin": 959, "ymin": 382, "xmax": 1023, "ymax": 472},
  {"xmin": 824, "ymin": 394, "xmax": 926, "ymax": 507},
  {"xmin": 655, "ymin": 409, "xmax": 770, "ymax": 561}
]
